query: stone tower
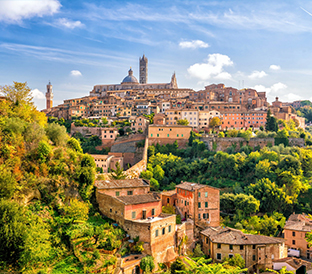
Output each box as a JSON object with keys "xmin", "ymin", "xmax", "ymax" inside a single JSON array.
[
  {"xmin": 46, "ymin": 81, "xmax": 53, "ymax": 110},
  {"xmin": 139, "ymin": 54, "xmax": 148, "ymax": 84}
]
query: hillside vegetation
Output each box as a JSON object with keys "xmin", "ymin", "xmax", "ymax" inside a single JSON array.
[{"xmin": 0, "ymin": 82, "xmax": 124, "ymax": 273}]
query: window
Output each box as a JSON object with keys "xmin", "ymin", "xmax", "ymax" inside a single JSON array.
[
  {"xmin": 155, "ymin": 229, "xmax": 159, "ymax": 237},
  {"xmin": 184, "ymin": 201, "xmax": 186, "ymax": 206},
  {"xmin": 198, "ymin": 202, "xmax": 201, "ymax": 208},
  {"xmin": 217, "ymin": 253, "xmax": 222, "ymax": 260},
  {"xmin": 157, "ymin": 134, "xmax": 159, "ymax": 137},
  {"xmin": 229, "ymin": 254, "xmax": 234, "ymax": 258},
  {"xmin": 110, "ymin": 208, "xmax": 112, "ymax": 213},
  {"xmin": 292, "ymin": 231, "xmax": 296, "ymax": 237},
  {"xmin": 167, "ymin": 198, "xmax": 170, "ymax": 203},
  {"xmin": 169, "ymin": 225, "xmax": 172, "ymax": 233},
  {"xmin": 152, "ymin": 208, "xmax": 155, "ymax": 216},
  {"xmin": 167, "ymin": 134, "xmax": 169, "ymax": 137},
  {"xmin": 181, "ymin": 134, "xmax": 183, "ymax": 137},
  {"xmin": 292, "ymin": 240, "xmax": 296, "ymax": 245},
  {"xmin": 252, "ymin": 255, "xmax": 256, "ymax": 261},
  {"xmin": 198, "ymin": 192, "xmax": 201, "ymax": 198},
  {"xmin": 217, "ymin": 243, "xmax": 221, "ymax": 249},
  {"xmin": 162, "ymin": 228, "xmax": 165, "ymax": 235},
  {"xmin": 205, "ymin": 192, "xmax": 208, "ymax": 198},
  {"xmin": 252, "ymin": 245, "xmax": 256, "ymax": 249},
  {"xmin": 127, "ymin": 191, "xmax": 133, "ymax": 195},
  {"xmin": 203, "ymin": 213, "xmax": 206, "ymax": 219},
  {"xmin": 198, "ymin": 213, "xmax": 201, "ymax": 219},
  {"xmin": 116, "ymin": 191, "xmax": 120, "ymax": 196},
  {"xmin": 240, "ymin": 245, "xmax": 244, "ymax": 250},
  {"xmin": 229, "ymin": 245, "xmax": 233, "ymax": 250},
  {"xmin": 132, "ymin": 211, "xmax": 136, "ymax": 219},
  {"xmin": 205, "ymin": 202, "xmax": 208, "ymax": 208}
]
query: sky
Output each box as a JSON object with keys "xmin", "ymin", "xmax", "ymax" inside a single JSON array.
[{"xmin": 1, "ymin": 0, "xmax": 312, "ymax": 110}]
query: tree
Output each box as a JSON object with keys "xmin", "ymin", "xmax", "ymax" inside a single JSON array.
[
  {"xmin": 223, "ymin": 254, "xmax": 245, "ymax": 269},
  {"xmin": 140, "ymin": 255, "xmax": 155, "ymax": 273},
  {"xmin": 150, "ymin": 178, "xmax": 159, "ymax": 191},
  {"xmin": 45, "ymin": 123, "xmax": 68, "ymax": 146},
  {"xmin": 209, "ymin": 117, "xmax": 221, "ymax": 130},
  {"xmin": 170, "ymin": 257, "xmax": 186, "ymax": 273},
  {"xmin": 193, "ymin": 244, "xmax": 204, "ymax": 258},
  {"xmin": 101, "ymin": 117, "xmax": 108, "ymax": 125},
  {"xmin": 247, "ymin": 178, "xmax": 290, "ymax": 213},
  {"xmin": 110, "ymin": 162, "xmax": 127, "ymax": 180},
  {"xmin": 265, "ymin": 110, "xmax": 278, "ymax": 132},
  {"xmin": 62, "ymin": 199, "xmax": 89, "ymax": 222},
  {"xmin": 0, "ymin": 81, "xmax": 33, "ymax": 106},
  {"xmin": 177, "ymin": 119, "xmax": 189, "ymax": 126},
  {"xmin": 67, "ymin": 137, "xmax": 83, "ymax": 153},
  {"xmin": 153, "ymin": 165, "xmax": 164, "ymax": 183}
]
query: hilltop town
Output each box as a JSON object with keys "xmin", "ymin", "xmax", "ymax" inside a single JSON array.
[{"xmin": 15, "ymin": 56, "xmax": 309, "ymax": 273}]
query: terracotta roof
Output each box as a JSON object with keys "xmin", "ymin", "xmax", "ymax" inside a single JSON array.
[
  {"xmin": 95, "ymin": 178, "xmax": 149, "ymax": 189},
  {"xmin": 284, "ymin": 213, "xmax": 312, "ymax": 232},
  {"xmin": 161, "ymin": 190, "xmax": 177, "ymax": 196},
  {"xmin": 200, "ymin": 226, "xmax": 285, "ymax": 245},
  {"xmin": 175, "ymin": 182, "xmax": 219, "ymax": 191},
  {"xmin": 149, "ymin": 125, "xmax": 192, "ymax": 128},
  {"xmin": 116, "ymin": 193, "xmax": 161, "ymax": 205},
  {"xmin": 273, "ymin": 257, "xmax": 312, "ymax": 271}
]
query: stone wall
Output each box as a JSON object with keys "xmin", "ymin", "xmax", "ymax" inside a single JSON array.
[
  {"xmin": 148, "ymin": 138, "xmax": 188, "ymax": 148},
  {"xmin": 201, "ymin": 137, "xmax": 274, "ymax": 152},
  {"xmin": 201, "ymin": 137, "xmax": 305, "ymax": 152},
  {"xmin": 125, "ymin": 138, "xmax": 148, "ymax": 179}
]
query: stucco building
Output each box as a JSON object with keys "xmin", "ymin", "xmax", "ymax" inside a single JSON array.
[
  {"xmin": 283, "ymin": 213, "xmax": 312, "ymax": 259},
  {"xmin": 201, "ymin": 226, "xmax": 287, "ymax": 273},
  {"xmin": 95, "ymin": 179, "xmax": 178, "ymax": 264},
  {"xmin": 175, "ymin": 182, "xmax": 220, "ymax": 227}
]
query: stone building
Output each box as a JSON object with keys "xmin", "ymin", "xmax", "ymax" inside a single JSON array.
[
  {"xmin": 91, "ymin": 154, "xmax": 123, "ymax": 173},
  {"xmin": 175, "ymin": 182, "xmax": 220, "ymax": 227},
  {"xmin": 201, "ymin": 226, "xmax": 287, "ymax": 273},
  {"xmin": 45, "ymin": 81, "xmax": 53, "ymax": 110},
  {"xmin": 148, "ymin": 125, "xmax": 192, "ymax": 146},
  {"xmin": 95, "ymin": 179, "xmax": 178, "ymax": 264},
  {"xmin": 283, "ymin": 213, "xmax": 312, "ymax": 259}
]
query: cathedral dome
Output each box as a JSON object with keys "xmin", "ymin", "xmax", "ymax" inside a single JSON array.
[{"xmin": 121, "ymin": 68, "xmax": 139, "ymax": 84}]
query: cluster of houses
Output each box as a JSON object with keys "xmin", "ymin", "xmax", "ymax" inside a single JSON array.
[
  {"xmin": 43, "ymin": 55, "xmax": 305, "ymax": 131},
  {"xmin": 94, "ymin": 178, "xmax": 312, "ymax": 274}
]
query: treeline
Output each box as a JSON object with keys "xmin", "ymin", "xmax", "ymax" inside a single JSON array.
[{"xmin": 145, "ymin": 132, "xmax": 312, "ymax": 236}]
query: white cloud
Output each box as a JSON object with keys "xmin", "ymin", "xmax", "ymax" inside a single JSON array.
[
  {"xmin": 31, "ymin": 89, "xmax": 45, "ymax": 99},
  {"xmin": 283, "ymin": 93, "xmax": 302, "ymax": 101},
  {"xmin": 270, "ymin": 65, "xmax": 281, "ymax": 70},
  {"xmin": 57, "ymin": 18, "xmax": 84, "ymax": 29},
  {"xmin": 70, "ymin": 70, "xmax": 82, "ymax": 76},
  {"xmin": 179, "ymin": 40, "xmax": 209, "ymax": 49},
  {"xmin": 248, "ymin": 70, "xmax": 267, "ymax": 79},
  {"xmin": 253, "ymin": 82, "xmax": 287, "ymax": 94},
  {"xmin": 0, "ymin": 0, "xmax": 61, "ymax": 24},
  {"xmin": 187, "ymin": 53, "xmax": 233, "ymax": 81}
]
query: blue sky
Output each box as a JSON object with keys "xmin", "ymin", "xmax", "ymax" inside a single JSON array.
[{"xmin": 1, "ymin": 0, "xmax": 312, "ymax": 110}]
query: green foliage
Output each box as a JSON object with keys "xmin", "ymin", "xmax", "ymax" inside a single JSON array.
[
  {"xmin": 192, "ymin": 244, "xmax": 204, "ymax": 258},
  {"xmin": 140, "ymin": 255, "xmax": 155, "ymax": 273},
  {"xmin": 223, "ymin": 254, "xmax": 245, "ymax": 269},
  {"xmin": 37, "ymin": 140, "xmax": 52, "ymax": 163},
  {"xmin": 0, "ymin": 166, "xmax": 17, "ymax": 199},
  {"xmin": 62, "ymin": 199, "xmax": 89, "ymax": 222},
  {"xmin": 162, "ymin": 204, "xmax": 176, "ymax": 214},
  {"xmin": 45, "ymin": 123, "xmax": 68, "ymax": 146},
  {"xmin": 110, "ymin": 162, "xmax": 127, "ymax": 180},
  {"xmin": 67, "ymin": 137, "xmax": 83, "ymax": 153},
  {"xmin": 266, "ymin": 109, "xmax": 278, "ymax": 132},
  {"xmin": 221, "ymin": 193, "xmax": 260, "ymax": 216},
  {"xmin": 150, "ymin": 178, "xmax": 159, "ymax": 191},
  {"xmin": 177, "ymin": 119, "xmax": 189, "ymax": 125},
  {"xmin": 170, "ymin": 257, "xmax": 186, "ymax": 273}
]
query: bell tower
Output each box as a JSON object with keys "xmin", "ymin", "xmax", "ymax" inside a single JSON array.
[
  {"xmin": 46, "ymin": 81, "xmax": 53, "ymax": 110},
  {"xmin": 139, "ymin": 54, "xmax": 148, "ymax": 84}
]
